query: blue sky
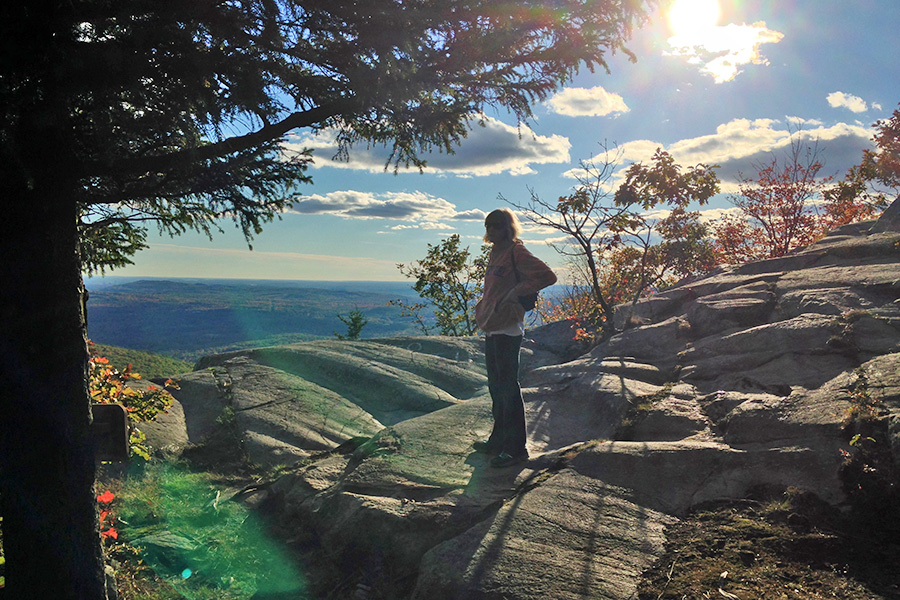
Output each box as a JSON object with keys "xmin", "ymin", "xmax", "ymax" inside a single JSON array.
[{"xmin": 111, "ymin": 0, "xmax": 900, "ymax": 282}]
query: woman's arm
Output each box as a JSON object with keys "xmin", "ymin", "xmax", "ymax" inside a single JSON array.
[{"xmin": 502, "ymin": 244, "xmax": 557, "ymax": 302}]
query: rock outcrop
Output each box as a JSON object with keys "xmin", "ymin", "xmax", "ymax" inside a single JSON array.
[{"xmin": 153, "ymin": 220, "xmax": 900, "ymax": 599}]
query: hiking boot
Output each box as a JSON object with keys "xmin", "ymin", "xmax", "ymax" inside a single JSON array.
[
  {"xmin": 473, "ymin": 440, "xmax": 498, "ymax": 454},
  {"xmin": 489, "ymin": 452, "xmax": 527, "ymax": 468}
]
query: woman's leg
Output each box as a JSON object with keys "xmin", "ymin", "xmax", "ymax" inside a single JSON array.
[
  {"xmin": 484, "ymin": 334, "xmax": 503, "ymax": 451},
  {"xmin": 492, "ymin": 334, "xmax": 526, "ymax": 457}
]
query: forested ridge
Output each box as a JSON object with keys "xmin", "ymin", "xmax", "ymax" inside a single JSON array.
[{"xmin": 87, "ymin": 280, "xmax": 424, "ymax": 360}]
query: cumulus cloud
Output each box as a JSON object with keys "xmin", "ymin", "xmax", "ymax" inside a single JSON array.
[
  {"xmin": 642, "ymin": 118, "xmax": 872, "ymax": 190},
  {"xmin": 827, "ymin": 91, "xmax": 868, "ymax": 113},
  {"xmin": 288, "ymin": 190, "xmax": 459, "ymax": 222},
  {"xmin": 454, "ymin": 208, "xmax": 489, "ymax": 221},
  {"xmin": 786, "ymin": 116, "xmax": 824, "ymax": 127},
  {"xmin": 564, "ymin": 117, "xmax": 872, "ymax": 194},
  {"xmin": 285, "ymin": 116, "xmax": 571, "ymax": 177},
  {"xmin": 388, "ymin": 221, "xmax": 452, "ymax": 230},
  {"xmin": 546, "ymin": 86, "xmax": 629, "ymax": 117},
  {"xmin": 666, "ymin": 21, "xmax": 784, "ymax": 83}
]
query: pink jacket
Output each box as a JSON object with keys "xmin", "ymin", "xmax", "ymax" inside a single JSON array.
[{"xmin": 475, "ymin": 241, "xmax": 557, "ymax": 333}]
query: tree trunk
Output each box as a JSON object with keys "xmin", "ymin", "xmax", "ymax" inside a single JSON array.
[
  {"xmin": 585, "ymin": 246, "xmax": 615, "ymax": 335},
  {"xmin": 0, "ymin": 174, "xmax": 107, "ymax": 597}
]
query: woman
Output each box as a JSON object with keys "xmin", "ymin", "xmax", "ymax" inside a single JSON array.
[{"xmin": 474, "ymin": 208, "xmax": 557, "ymax": 468}]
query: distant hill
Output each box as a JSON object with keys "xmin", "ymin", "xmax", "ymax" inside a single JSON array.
[{"xmin": 86, "ymin": 279, "xmax": 423, "ymax": 361}]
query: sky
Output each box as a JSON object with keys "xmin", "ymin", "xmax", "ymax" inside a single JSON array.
[{"xmin": 108, "ymin": 0, "xmax": 900, "ymax": 283}]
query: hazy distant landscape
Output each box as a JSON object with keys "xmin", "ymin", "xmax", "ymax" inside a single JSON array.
[{"xmin": 85, "ymin": 278, "xmax": 425, "ymax": 361}]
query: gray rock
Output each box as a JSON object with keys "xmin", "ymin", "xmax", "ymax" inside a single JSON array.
[
  {"xmin": 523, "ymin": 377, "xmax": 661, "ymax": 453},
  {"xmin": 161, "ymin": 225, "xmax": 900, "ymax": 599},
  {"xmin": 679, "ymin": 313, "xmax": 855, "ymax": 391},
  {"xmin": 601, "ymin": 316, "xmax": 692, "ymax": 366},
  {"xmin": 861, "ymin": 352, "xmax": 900, "ymax": 466},
  {"xmin": 200, "ymin": 343, "xmax": 476, "ymax": 425},
  {"xmin": 869, "ymin": 194, "xmax": 900, "ymax": 232},
  {"xmin": 130, "ymin": 531, "xmax": 201, "ymax": 572},
  {"xmin": 525, "ymin": 319, "xmax": 592, "ymax": 360},
  {"xmin": 529, "ymin": 354, "xmax": 668, "ymax": 387},
  {"xmin": 223, "ymin": 356, "xmax": 383, "ymax": 467},
  {"xmin": 412, "ymin": 470, "xmax": 676, "ymax": 600},
  {"xmin": 133, "ymin": 386, "xmax": 189, "ymax": 454},
  {"xmin": 568, "ymin": 439, "xmax": 845, "ymax": 514},
  {"xmin": 775, "ymin": 286, "xmax": 877, "ymax": 319},
  {"xmin": 628, "ymin": 385, "xmax": 710, "ymax": 441},
  {"xmin": 685, "ymin": 281, "xmax": 776, "ymax": 339},
  {"xmin": 166, "ymin": 368, "xmax": 230, "ymax": 444}
]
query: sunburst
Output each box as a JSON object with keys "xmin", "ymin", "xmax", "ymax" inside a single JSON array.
[{"xmin": 669, "ymin": 0, "xmax": 720, "ymax": 37}]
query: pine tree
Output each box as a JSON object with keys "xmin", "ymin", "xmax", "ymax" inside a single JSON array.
[
  {"xmin": 0, "ymin": 1, "xmax": 655, "ymax": 595},
  {"xmin": 336, "ymin": 309, "xmax": 369, "ymax": 341}
]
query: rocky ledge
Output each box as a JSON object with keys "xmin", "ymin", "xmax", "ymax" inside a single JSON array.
[{"xmin": 148, "ymin": 217, "xmax": 900, "ymax": 599}]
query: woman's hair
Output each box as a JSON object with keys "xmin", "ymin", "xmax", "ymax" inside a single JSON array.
[{"xmin": 483, "ymin": 208, "xmax": 523, "ymax": 243}]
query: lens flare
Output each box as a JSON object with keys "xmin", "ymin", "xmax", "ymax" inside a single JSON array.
[{"xmin": 669, "ymin": 0, "xmax": 720, "ymax": 36}]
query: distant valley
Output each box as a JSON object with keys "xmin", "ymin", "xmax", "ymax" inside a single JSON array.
[{"xmin": 85, "ymin": 278, "xmax": 424, "ymax": 361}]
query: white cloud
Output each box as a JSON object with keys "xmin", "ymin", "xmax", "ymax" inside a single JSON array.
[
  {"xmin": 666, "ymin": 21, "xmax": 784, "ymax": 83},
  {"xmin": 288, "ymin": 190, "xmax": 495, "ymax": 230},
  {"xmin": 285, "ymin": 116, "xmax": 571, "ymax": 177},
  {"xmin": 389, "ymin": 221, "xmax": 452, "ymax": 230},
  {"xmin": 454, "ymin": 208, "xmax": 489, "ymax": 221},
  {"xmin": 786, "ymin": 116, "xmax": 824, "ymax": 127},
  {"xmin": 827, "ymin": 91, "xmax": 868, "ymax": 113},
  {"xmin": 546, "ymin": 86, "xmax": 630, "ymax": 117},
  {"xmin": 618, "ymin": 139, "xmax": 664, "ymax": 164},
  {"xmin": 288, "ymin": 190, "xmax": 465, "ymax": 224},
  {"xmin": 540, "ymin": 234, "xmax": 576, "ymax": 247},
  {"xmin": 673, "ymin": 119, "xmax": 871, "ymax": 188},
  {"xmin": 520, "ymin": 222, "xmax": 560, "ymax": 238},
  {"xmin": 663, "ymin": 118, "xmax": 789, "ymax": 166},
  {"xmin": 565, "ymin": 117, "xmax": 872, "ymax": 193}
]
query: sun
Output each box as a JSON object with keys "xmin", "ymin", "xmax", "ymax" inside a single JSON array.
[{"xmin": 669, "ymin": 0, "xmax": 720, "ymax": 37}]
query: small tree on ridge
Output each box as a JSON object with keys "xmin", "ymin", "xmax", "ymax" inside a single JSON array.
[
  {"xmin": 507, "ymin": 146, "xmax": 719, "ymax": 335},
  {"xmin": 396, "ymin": 235, "xmax": 489, "ymax": 336}
]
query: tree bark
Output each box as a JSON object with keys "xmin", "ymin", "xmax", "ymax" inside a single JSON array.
[{"xmin": 0, "ymin": 172, "xmax": 107, "ymax": 597}]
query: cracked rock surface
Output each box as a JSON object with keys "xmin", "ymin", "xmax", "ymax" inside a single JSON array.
[{"xmin": 148, "ymin": 219, "xmax": 900, "ymax": 599}]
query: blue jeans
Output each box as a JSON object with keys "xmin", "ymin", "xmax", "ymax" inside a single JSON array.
[{"xmin": 484, "ymin": 334, "xmax": 527, "ymax": 457}]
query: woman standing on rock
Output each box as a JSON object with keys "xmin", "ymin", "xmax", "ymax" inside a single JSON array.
[{"xmin": 474, "ymin": 208, "xmax": 557, "ymax": 468}]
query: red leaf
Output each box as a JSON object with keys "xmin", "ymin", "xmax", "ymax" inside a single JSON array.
[{"xmin": 97, "ymin": 490, "xmax": 115, "ymax": 504}]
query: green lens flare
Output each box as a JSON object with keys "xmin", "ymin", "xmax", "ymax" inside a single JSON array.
[{"xmin": 118, "ymin": 462, "xmax": 308, "ymax": 598}]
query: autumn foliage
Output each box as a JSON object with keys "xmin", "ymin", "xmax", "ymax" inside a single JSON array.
[
  {"xmin": 712, "ymin": 142, "xmax": 832, "ymax": 263},
  {"xmin": 868, "ymin": 105, "xmax": 900, "ymax": 190},
  {"xmin": 89, "ymin": 343, "xmax": 177, "ymax": 460},
  {"xmin": 713, "ymin": 128, "xmax": 892, "ymax": 265},
  {"xmin": 96, "ymin": 489, "xmax": 118, "ymax": 542}
]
